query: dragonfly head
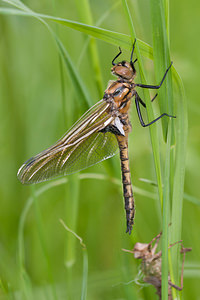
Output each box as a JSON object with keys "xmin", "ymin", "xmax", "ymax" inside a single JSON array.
[
  {"xmin": 112, "ymin": 41, "xmax": 138, "ymax": 81},
  {"xmin": 111, "ymin": 60, "xmax": 136, "ymax": 81}
]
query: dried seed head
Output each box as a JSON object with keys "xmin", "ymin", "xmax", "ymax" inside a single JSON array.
[{"xmin": 133, "ymin": 242, "xmax": 150, "ymax": 258}]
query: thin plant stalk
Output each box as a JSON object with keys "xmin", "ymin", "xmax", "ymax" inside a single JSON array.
[
  {"xmin": 75, "ymin": 0, "xmax": 103, "ymax": 97},
  {"xmin": 121, "ymin": 0, "xmax": 164, "ymax": 220}
]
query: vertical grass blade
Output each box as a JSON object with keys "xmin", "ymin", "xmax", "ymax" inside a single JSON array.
[
  {"xmin": 5, "ymin": 0, "xmax": 88, "ymax": 290},
  {"xmin": 2, "ymin": 0, "xmax": 93, "ymax": 109},
  {"xmin": 54, "ymin": 36, "xmax": 93, "ymax": 108},
  {"xmin": 121, "ymin": 0, "xmax": 164, "ymax": 212},
  {"xmin": 150, "ymin": 1, "xmax": 187, "ymax": 299},
  {"xmin": 18, "ymin": 195, "xmax": 34, "ymax": 300},
  {"xmin": 149, "ymin": 0, "xmax": 175, "ymax": 298},
  {"xmin": 74, "ymin": 0, "xmax": 103, "ymax": 97},
  {"xmin": 80, "ymin": 250, "xmax": 88, "ymax": 300},
  {"xmin": 60, "ymin": 220, "xmax": 88, "ymax": 300},
  {"xmin": 161, "ymin": 122, "xmax": 171, "ymax": 300},
  {"xmin": 64, "ymin": 174, "xmax": 80, "ymax": 267},
  {"xmin": 150, "ymin": 0, "xmax": 174, "ymax": 141},
  {"xmin": 171, "ymin": 71, "xmax": 188, "ymax": 294},
  {"xmin": 50, "ymin": 2, "xmax": 83, "ymax": 290}
]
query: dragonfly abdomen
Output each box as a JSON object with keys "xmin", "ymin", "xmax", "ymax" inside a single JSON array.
[{"xmin": 117, "ymin": 134, "xmax": 135, "ymax": 234}]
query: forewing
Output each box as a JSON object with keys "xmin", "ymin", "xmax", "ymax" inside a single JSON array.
[
  {"xmin": 57, "ymin": 131, "xmax": 118, "ymax": 175},
  {"xmin": 18, "ymin": 100, "xmax": 118, "ymax": 184}
]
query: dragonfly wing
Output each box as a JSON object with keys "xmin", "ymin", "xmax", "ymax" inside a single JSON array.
[
  {"xmin": 18, "ymin": 100, "xmax": 118, "ymax": 184},
  {"xmin": 58, "ymin": 131, "xmax": 118, "ymax": 174}
]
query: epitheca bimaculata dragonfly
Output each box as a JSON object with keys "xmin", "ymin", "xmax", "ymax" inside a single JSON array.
[{"xmin": 17, "ymin": 40, "xmax": 175, "ymax": 234}]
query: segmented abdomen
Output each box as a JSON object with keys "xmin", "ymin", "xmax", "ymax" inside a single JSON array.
[{"xmin": 117, "ymin": 134, "xmax": 135, "ymax": 234}]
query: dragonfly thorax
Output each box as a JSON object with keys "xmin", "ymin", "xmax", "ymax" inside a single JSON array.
[
  {"xmin": 104, "ymin": 80, "xmax": 134, "ymax": 114},
  {"xmin": 111, "ymin": 60, "xmax": 136, "ymax": 81}
]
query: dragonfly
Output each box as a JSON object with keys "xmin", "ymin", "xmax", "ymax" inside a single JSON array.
[{"xmin": 17, "ymin": 39, "xmax": 175, "ymax": 234}]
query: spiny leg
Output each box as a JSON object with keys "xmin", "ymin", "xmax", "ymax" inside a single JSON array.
[
  {"xmin": 135, "ymin": 62, "xmax": 173, "ymax": 89},
  {"xmin": 137, "ymin": 93, "xmax": 158, "ymax": 108},
  {"xmin": 135, "ymin": 92, "xmax": 176, "ymax": 127}
]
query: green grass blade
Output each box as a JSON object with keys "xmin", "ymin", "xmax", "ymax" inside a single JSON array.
[
  {"xmin": 6, "ymin": 2, "xmax": 84, "ymax": 295},
  {"xmin": 50, "ymin": 1, "xmax": 82, "ymax": 288},
  {"xmin": 0, "ymin": 7, "xmax": 152, "ymax": 59},
  {"xmin": 150, "ymin": 0, "xmax": 174, "ymax": 141},
  {"xmin": 64, "ymin": 174, "xmax": 80, "ymax": 267},
  {"xmin": 164, "ymin": 0, "xmax": 170, "ymax": 38},
  {"xmin": 53, "ymin": 36, "xmax": 93, "ymax": 108},
  {"xmin": 0, "ymin": 2, "xmax": 93, "ymax": 108},
  {"xmin": 184, "ymin": 193, "xmax": 200, "ymax": 206},
  {"xmin": 18, "ymin": 187, "xmax": 58, "ymax": 300},
  {"xmin": 62, "ymin": 175, "xmax": 80, "ymax": 299},
  {"xmin": 58, "ymin": 55, "xmax": 67, "ymax": 126},
  {"xmin": 5, "ymin": 1, "xmax": 87, "ymax": 295},
  {"xmin": 18, "ymin": 195, "xmax": 34, "ymax": 300},
  {"xmin": 3, "ymin": 2, "xmax": 86, "ymax": 278},
  {"xmin": 121, "ymin": 0, "xmax": 163, "ymax": 213},
  {"xmin": 74, "ymin": 0, "xmax": 103, "ymax": 97},
  {"xmin": 76, "ymin": 1, "xmax": 120, "ymax": 68},
  {"xmin": 149, "ymin": 1, "xmax": 175, "ymax": 299},
  {"xmin": 60, "ymin": 220, "xmax": 88, "ymax": 300},
  {"xmin": 50, "ymin": 1, "xmax": 67, "ymax": 125},
  {"xmin": 121, "ymin": 0, "xmax": 135, "ymax": 40},
  {"xmin": 80, "ymin": 250, "xmax": 88, "ymax": 300},
  {"xmin": 171, "ymin": 71, "xmax": 188, "ymax": 287},
  {"xmin": 20, "ymin": 270, "xmax": 34, "ymax": 300},
  {"xmin": 161, "ymin": 123, "xmax": 172, "ymax": 300}
]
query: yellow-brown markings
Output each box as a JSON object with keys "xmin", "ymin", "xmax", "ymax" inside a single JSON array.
[{"xmin": 115, "ymin": 114, "xmax": 134, "ymax": 234}]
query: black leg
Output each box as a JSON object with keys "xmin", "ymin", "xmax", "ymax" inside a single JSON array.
[
  {"xmin": 137, "ymin": 96, "xmax": 146, "ymax": 108},
  {"xmin": 135, "ymin": 93, "xmax": 176, "ymax": 127},
  {"xmin": 135, "ymin": 62, "xmax": 173, "ymax": 89},
  {"xmin": 136, "ymin": 93, "xmax": 158, "ymax": 108},
  {"xmin": 151, "ymin": 93, "xmax": 158, "ymax": 102},
  {"xmin": 130, "ymin": 39, "xmax": 137, "ymax": 70},
  {"xmin": 112, "ymin": 47, "xmax": 122, "ymax": 66}
]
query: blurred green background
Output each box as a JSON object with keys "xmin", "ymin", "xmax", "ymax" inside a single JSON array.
[{"xmin": 0, "ymin": 0, "xmax": 199, "ymax": 299}]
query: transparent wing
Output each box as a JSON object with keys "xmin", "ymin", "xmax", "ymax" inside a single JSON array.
[{"xmin": 18, "ymin": 100, "xmax": 118, "ymax": 184}]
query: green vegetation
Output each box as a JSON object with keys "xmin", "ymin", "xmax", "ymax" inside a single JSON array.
[{"xmin": 0, "ymin": 0, "xmax": 199, "ymax": 299}]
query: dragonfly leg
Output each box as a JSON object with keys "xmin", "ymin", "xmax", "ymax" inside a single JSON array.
[
  {"xmin": 137, "ymin": 96, "xmax": 146, "ymax": 108},
  {"xmin": 136, "ymin": 93, "xmax": 158, "ymax": 108},
  {"xmin": 135, "ymin": 62, "xmax": 173, "ymax": 89},
  {"xmin": 130, "ymin": 39, "xmax": 137, "ymax": 71},
  {"xmin": 135, "ymin": 93, "xmax": 176, "ymax": 127},
  {"xmin": 151, "ymin": 93, "xmax": 158, "ymax": 103},
  {"xmin": 112, "ymin": 47, "xmax": 122, "ymax": 66},
  {"xmin": 130, "ymin": 39, "xmax": 136, "ymax": 63}
]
